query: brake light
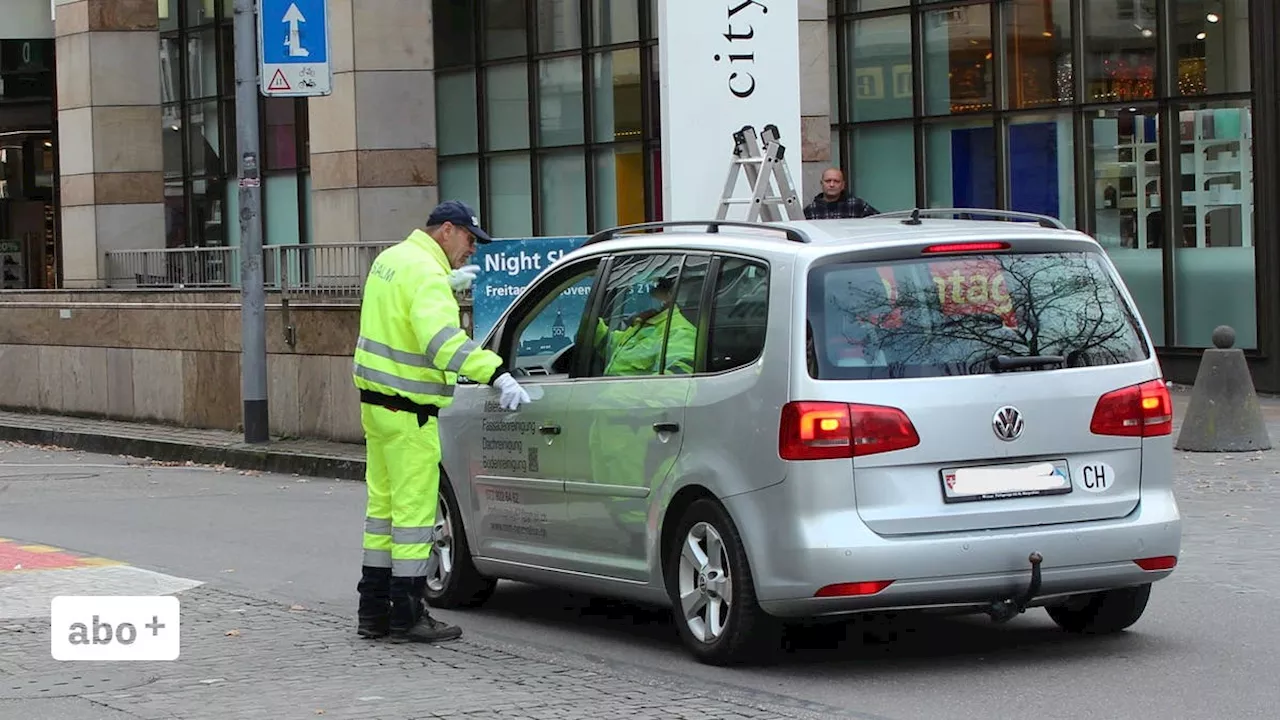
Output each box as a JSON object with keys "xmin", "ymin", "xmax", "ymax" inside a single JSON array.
[
  {"xmin": 921, "ymin": 241, "xmax": 1011, "ymax": 254},
  {"xmin": 1089, "ymin": 379, "xmax": 1173, "ymax": 437},
  {"xmin": 779, "ymin": 401, "xmax": 920, "ymax": 460},
  {"xmin": 815, "ymin": 580, "xmax": 894, "ymax": 597},
  {"xmin": 1134, "ymin": 556, "xmax": 1177, "ymax": 571}
]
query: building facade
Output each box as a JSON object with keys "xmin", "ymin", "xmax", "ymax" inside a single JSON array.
[{"xmin": 2, "ymin": 0, "xmax": 1279, "ymax": 389}]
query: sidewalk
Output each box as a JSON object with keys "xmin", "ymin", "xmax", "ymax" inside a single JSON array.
[
  {"xmin": 2, "ymin": 384, "xmax": 1278, "ymax": 480},
  {"xmin": 0, "ymin": 409, "xmax": 365, "ymax": 480}
]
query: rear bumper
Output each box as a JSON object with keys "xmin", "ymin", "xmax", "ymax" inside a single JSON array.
[{"xmin": 723, "ymin": 482, "xmax": 1182, "ymax": 619}]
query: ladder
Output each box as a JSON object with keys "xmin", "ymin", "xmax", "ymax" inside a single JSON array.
[{"xmin": 715, "ymin": 124, "xmax": 805, "ymax": 222}]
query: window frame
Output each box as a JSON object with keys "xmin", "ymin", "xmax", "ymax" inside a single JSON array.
[
  {"xmin": 576, "ymin": 250, "xmax": 712, "ymax": 380},
  {"xmin": 702, "ymin": 253, "xmax": 773, "ymax": 377},
  {"xmin": 492, "ymin": 254, "xmax": 608, "ymax": 381}
]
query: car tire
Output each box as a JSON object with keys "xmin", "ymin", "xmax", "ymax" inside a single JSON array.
[
  {"xmin": 1045, "ymin": 583, "xmax": 1152, "ymax": 634},
  {"xmin": 423, "ymin": 474, "xmax": 497, "ymax": 610},
  {"xmin": 663, "ymin": 498, "xmax": 781, "ymax": 666}
]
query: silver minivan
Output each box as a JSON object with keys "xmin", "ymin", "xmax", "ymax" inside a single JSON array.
[{"xmin": 430, "ymin": 211, "xmax": 1183, "ymax": 666}]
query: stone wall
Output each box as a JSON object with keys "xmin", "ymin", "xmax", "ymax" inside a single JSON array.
[{"xmin": 0, "ymin": 291, "xmax": 365, "ymax": 442}]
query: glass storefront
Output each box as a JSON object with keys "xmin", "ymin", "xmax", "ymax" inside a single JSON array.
[
  {"xmin": 432, "ymin": 0, "xmax": 661, "ymax": 238},
  {"xmin": 830, "ymin": 0, "xmax": 1259, "ymax": 351},
  {"xmin": 158, "ymin": 0, "xmax": 311, "ymax": 250}
]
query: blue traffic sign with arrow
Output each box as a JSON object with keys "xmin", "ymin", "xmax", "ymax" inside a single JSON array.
[{"xmin": 258, "ymin": 0, "xmax": 332, "ymax": 97}]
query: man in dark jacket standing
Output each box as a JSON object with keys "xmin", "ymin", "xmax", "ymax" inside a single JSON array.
[{"xmin": 803, "ymin": 167, "xmax": 879, "ymax": 219}]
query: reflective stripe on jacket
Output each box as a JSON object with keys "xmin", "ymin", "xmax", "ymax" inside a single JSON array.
[
  {"xmin": 594, "ymin": 305, "xmax": 697, "ymax": 376},
  {"xmin": 353, "ymin": 229, "xmax": 503, "ymax": 407}
]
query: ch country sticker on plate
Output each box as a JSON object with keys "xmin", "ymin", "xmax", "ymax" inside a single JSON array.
[{"xmin": 941, "ymin": 460, "xmax": 1072, "ymax": 503}]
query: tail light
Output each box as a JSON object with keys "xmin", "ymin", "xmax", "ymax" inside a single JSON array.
[
  {"xmin": 779, "ymin": 401, "xmax": 920, "ymax": 461},
  {"xmin": 1089, "ymin": 379, "xmax": 1173, "ymax": 437}
]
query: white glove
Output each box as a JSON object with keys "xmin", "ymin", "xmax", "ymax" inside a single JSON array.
[
  {"xmin": 448, "ymin": 264, "xmax": 481, "ymax": 292},
  {"xmin": 492, "ymin": 372, "xmax": 532, "ymax": 411}
]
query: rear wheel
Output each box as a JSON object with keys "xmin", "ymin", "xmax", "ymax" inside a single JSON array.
[
  {"xmin": 663, "ymin": 498, "xmax": 781, "ymax": 665},
  {"xmin": 424, "ymin": 475, "xmax": 497, "ymax": 609},
  {"xmin": 1045, "ymin": 584, "xmax": 1151, "ymax": 634}
]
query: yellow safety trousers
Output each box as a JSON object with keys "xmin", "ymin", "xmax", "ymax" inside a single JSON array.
[{"xmin": 360, "ymin": 403, "xmax": 441, "ymax": 577}]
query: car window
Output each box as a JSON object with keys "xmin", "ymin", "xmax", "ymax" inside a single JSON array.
[
  {"xmin": 706, "ymin": 257, "xmax": 769, "ymax": 374},
  {"xmin": 584, "ymin": 253, "xmax": 707, "ymax": 378},
  {"xmin": 507, "ymin": 260, "xmax": 601, "ymax": 377},
  {"xmin": 806, "ymin": 250, "xmax": 1151, "ymax": 380}
]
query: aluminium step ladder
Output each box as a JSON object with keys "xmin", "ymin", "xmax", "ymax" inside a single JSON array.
[{"xmin": 715, "ymin": 124, "xmax": 805, "ymax": 222}]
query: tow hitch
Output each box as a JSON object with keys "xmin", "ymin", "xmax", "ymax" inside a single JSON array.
[{"xmin": 987, "ymin": 552, "xmax": 1043, "ymax": 623}]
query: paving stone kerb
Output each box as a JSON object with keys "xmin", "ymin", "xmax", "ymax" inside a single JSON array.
[
  {"xmin": 0, "ymin": 585, "xmax": 862, "ymax": 720},
  {"xmin": 0, "ymin": 410, "xmax": 366, "ymax": 481}
]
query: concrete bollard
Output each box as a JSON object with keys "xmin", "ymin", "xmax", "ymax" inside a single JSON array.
[{"xmin": 1174, "ymin": 325, "xmax": 1272, "ymax": 452}]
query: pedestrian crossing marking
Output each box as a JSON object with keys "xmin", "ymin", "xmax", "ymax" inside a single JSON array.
[{"xmin": 0, "ymin": 538, "xmax": 127, "ymax": 573}]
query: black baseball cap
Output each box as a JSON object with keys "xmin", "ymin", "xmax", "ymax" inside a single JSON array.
[{"xmin": 427, "ymin": 200, "xmax": 492, "ymax": 243}]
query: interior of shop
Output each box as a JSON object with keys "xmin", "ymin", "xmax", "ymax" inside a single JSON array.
[{"xmin": 1, "ymin": 37, "xmax": 57, "ymax": 290}]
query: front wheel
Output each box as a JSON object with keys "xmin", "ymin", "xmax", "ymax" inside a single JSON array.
[
  {"xmin": 423, "ymin": 475, "xmax": 497, "ymax": 610},
  {"xmin": 1045, "ymin": 584, "xmax": 1151, "ymax": 634},
  {"xmin": 663, "ymin": 498, "xmax": 781, "ymax": 666}
]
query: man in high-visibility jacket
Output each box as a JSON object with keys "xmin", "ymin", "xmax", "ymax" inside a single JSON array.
[{"xmin": 352, "ymin": 200, "xmax": 531, "ymax": 644}]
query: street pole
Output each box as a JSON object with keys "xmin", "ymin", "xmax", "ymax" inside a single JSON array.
[{"xmin": 233, "ymin": 0, "xmax": 269, "ymax": 444}]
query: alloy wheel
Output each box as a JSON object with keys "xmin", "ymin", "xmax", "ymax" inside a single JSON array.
[
  {"xmin": 677, "ymin": 521, "xmax": 733, "ymax": 643},
  {"xmin": 426, "ymin": 497, "xmax": 454, "ymax": 592}
]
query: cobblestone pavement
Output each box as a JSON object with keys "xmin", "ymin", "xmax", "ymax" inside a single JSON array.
[{"xmin": 0, "ymin": 581, "xmax": 857, "ymax": 720}]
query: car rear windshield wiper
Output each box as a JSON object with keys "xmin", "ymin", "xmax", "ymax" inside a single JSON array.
[{"xmin": 990, "ymin": 354, "xmax": 1066, "ymax": 372}]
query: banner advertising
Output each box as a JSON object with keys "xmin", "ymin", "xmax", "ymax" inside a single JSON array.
[
  {"xmin": 656, "ymin": 0, "xmax": 802, "ymax": 221},
  {"xmin": 470, "ymin": 235, "xmax": 589, "ymax": 341}
]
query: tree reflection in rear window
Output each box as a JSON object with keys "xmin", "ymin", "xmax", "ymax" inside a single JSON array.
[{"xmin": 805, "ymin": 251, "xmax": 1151, "ymax": 380}]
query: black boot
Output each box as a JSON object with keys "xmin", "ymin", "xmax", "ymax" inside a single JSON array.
[
  {"xmin": 356, "ymin": 566, "xmax": 391, "ymax": 638},
  {"xmin": 388, "ymin": 575, "xmax": 462, "ymax": 644}
]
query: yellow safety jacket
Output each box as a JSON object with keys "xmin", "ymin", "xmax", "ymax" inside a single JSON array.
[
  {"xmin": 593, "ymin": 305, "xmax": 697, "ymax": 376},
  {"xmin": 353, "ymin": 229, "xmax": 505, "ymax": 408}
]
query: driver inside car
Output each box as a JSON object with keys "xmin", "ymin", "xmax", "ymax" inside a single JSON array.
[{"xmin": 591, "ymin": 272, "xmax": 697, "ymax": 376}]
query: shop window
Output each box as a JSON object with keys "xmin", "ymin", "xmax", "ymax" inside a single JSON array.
[
  {"xmin": 1174, "ymin": 0, "xmax": 1251, "ymax": 96},
  {"xmin": 1005, "ymin": 0, "xmax": 1073, "ymax": 109},
  {"xmin": 844, "ymin": 14, "xmax": 913, "ymax": 123},
  {"xmin": 924, "ymin": 117, "xmax": 996, "ymax": 210},
  {"xmin": 1083, "ymin": 0, "xmax": 1158, "ymax": 103},
  {"xmin": 486, "ymin": 63, "xmax": 531, "ymax": 152},
  {"xmin": 488, "ymin": 154, "xmax": 534, "ymax": 237},
  {"xmin": 922, "ymin": 4, "xmax": 993, "ymax": 115},
  {"xmin": 1008, "ymin": 112, "xmax": 1076, "ymax": 226},
  {"xmin": 591, "ymin": 0, "xmax": 639, "ymax": 46},
  {"xmin": 486, "ymin": 0, "xmax": 529, "ymax": 59},
  {"xmin": 1087, "ymin": 105, "xmax": 1166, "ymax": 345},
  {"xmin": 852, "ymin": 123, "xmax": 914, "ymax": 213},
  {"xmin": 1171, "ymin": 98, "xmax": 1256, "ymax": 348},
  {"xmin": 539, "ymin": 57, "xmax": 586, "ymax": 146},
  {"xmin": 538, "ymin": 0, "xmax": 582, "ymax": 52},
  {"xmin": 540, "ymin": 151, "xmax": 588, "ymax": 236}
]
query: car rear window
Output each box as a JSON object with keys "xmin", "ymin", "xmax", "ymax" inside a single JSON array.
[{"xmin": 805, "ymin": 250, "xmax": 1151, "ymax": 380}]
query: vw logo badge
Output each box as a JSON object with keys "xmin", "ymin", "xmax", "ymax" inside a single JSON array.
[{"xmin": 992, "ymin": 406, "xmax": 1024, "ymax": 441}]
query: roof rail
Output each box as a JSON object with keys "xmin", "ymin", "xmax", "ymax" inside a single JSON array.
[
  {"xmin": 875, "ymin": 207, "xmax": 1068, "ymax": 230},
  {"xmin": 583, "ymin": 219, "xmax": 811, "ymax": 246}
]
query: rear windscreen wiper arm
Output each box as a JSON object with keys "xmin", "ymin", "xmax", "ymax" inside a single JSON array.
[{"xmin": 991, "ymin": 354, "xmax": 1066, "ymax": 371}]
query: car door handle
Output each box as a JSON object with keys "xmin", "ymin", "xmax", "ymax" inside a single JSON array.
[
  {"xmin": 653, "ymin": 422, "xmax": 680, "ymax": 434},
  {"xmin": 538, "ymin": 424, "xmax": 562, "ymax": 436}
]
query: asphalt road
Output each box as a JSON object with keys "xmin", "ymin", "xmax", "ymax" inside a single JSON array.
[{"xmin": 1, "ymin": 439, "xmax": 1277, "ymax": 719}]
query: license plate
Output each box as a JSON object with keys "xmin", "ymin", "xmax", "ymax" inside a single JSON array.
[{"xmin": 940, "ymin": 460, "xmax": 1072, "ymax": 503}]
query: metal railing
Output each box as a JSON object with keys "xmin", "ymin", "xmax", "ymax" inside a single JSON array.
[{"xmin": 105, "ymin": 243, "xmax": 401, "ymax": 299}]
